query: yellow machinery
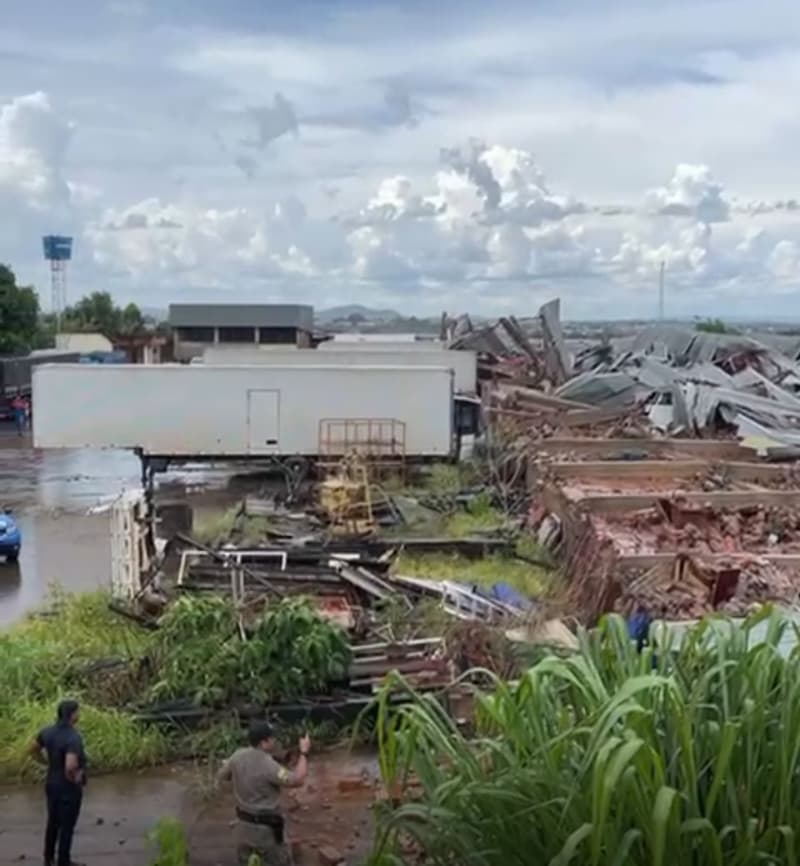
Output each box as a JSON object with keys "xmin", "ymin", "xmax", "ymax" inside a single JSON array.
[{"xmin": 319, "ymin": 452, "xmax": 376, "ymax": 537}]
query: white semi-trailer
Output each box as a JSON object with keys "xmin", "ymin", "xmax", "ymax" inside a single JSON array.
[
  {"xmin": 201, "ymin": 346, "xmax": 478, "ymax": 394},
  {"xmin": 33, "ymin": 364, "xmax": 466, "ymax": 460}
]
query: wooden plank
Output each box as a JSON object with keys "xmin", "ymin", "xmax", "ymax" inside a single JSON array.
[
  {"xmin": 495, "ymin": 383, "xmax": 592, "ymax": 411},
  {"xmin": 558, "ymin": 406, "xmax": 636, "ymax": 427},
  {"xmin": 618, "ymin": 552, "xmax": 800, "ymax": 570},
  {"xmin": 577, "ymin": 489, "xmax": 800, "ymax": 514},
  {"xmin": 489, "ymin": 405, "xmax": 633, "ymax": 426},
  {"xmin": 531, "ymin": 438, "xmax": 758, "ymax": 460},
  {"xmin": 549, "ymin": 460, "xmax": 786, "ymax": 483}
]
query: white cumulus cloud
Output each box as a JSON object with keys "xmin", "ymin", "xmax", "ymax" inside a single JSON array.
[
  {"xmin": 2, "ymin": 85, "xmax": 800, "ymax": 317},
  {"xmin": 768, "ymin": 239, "xmax": 800, "ymax": 279},
  {"xmin": 439, "ymin": 140, "xmax": 584, "ymax": 226},
  {"xmin": 644, "ymin": 163, "xmax": 730, "ymax": 222},
  {"xmin": 0, "ymin": 92, "xmax": 77, "ymax": 275}
]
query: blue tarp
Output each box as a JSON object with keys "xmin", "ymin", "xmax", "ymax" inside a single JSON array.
[{"xmin": 472, "ymin": 581, "xmax": 535, "ymax": 611}]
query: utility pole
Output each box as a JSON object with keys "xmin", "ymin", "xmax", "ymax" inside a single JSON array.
[{"xmin": 658, "ymin": 260, "xmax": 665, "ymax": 321}]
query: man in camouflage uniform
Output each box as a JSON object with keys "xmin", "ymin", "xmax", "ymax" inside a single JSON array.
[{"xmin": 217, "ymin": 722, "xmax": 310, "ymax": 866}]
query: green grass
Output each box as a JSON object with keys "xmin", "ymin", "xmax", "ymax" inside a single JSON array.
[
  {"xmin": 0, "ymin": 590, "xmax": 152, "ymax": 711},
  {"xmin": 0, "ymin": 592, "xmax": 169, "ymax": 781},
  {"xmin": 427, "ymin": 463, "xmax": 469, "ymax": 494},
  {"xmin": 0, "ymin": 700, "xmax": 168, "ymax": 782},
  {"xmin": 383, "ymin": 461, "xmax": 481, "ymax": 498},
  {"xmin": 0, "ymin": 591, "xmax": 357, "ymax": 782},
  {"xmin": 368, "ymin": 608, "xmax": 800, "ymax": 866},
  {"xmin": 192, "ymin": 505, "xmax": 272, "ymax": 546},
  {"xmin": 441, "ymin": 495, "xmax": 507, "ymax": 539},
  {"xmin": 394, "ymin": 551, "xmax": 549, "ymax": 598},
  {"xmin": 146, "ymin": 817, "xmax": 189, "ymax": 866}
]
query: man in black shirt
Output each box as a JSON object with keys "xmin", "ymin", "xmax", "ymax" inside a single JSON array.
[{"xmin": 29, "ymin": 699, "xmax": 87, "ymax": 866}]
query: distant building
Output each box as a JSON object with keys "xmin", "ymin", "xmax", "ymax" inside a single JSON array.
[
  {"xmin": 55, "ymin": 332, "xmax": 114, "ymax": 354},
  {"xmin": 329, "ymin": 333, "xmax": 440, "ymax": 344},
  {"xmin": 114, "ymin": 333, "xmax": 168, "ymax": 364},
  {"xmin": 169, "ymin": 304, "xmax": 314, "ymax": 361}
]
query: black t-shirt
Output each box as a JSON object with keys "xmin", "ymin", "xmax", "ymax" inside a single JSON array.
[{"xmin": 36, "ymin": 723, "xmax": 87, "ymax": 788}]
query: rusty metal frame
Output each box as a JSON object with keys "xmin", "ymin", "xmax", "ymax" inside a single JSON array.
[{"xmin": 318, "ymin": 417, "xmax": 407, "ymax": 478}]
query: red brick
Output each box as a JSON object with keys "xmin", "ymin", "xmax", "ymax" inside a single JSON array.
[
  {"xmin": 318, "ymin": 845, "xmax": 344, "ymax": 865},
  {"xmin": 289, "ymin": 839, "xmax": 303, "ymax": 862},
  {"xmin": 337, "ymin": 777, "xmax": 369, "ymax": 794}
]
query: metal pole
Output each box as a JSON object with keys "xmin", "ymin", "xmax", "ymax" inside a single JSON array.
[{"xmin": 658, "ymin": 260, "xmax": 666, "ymax": 321}]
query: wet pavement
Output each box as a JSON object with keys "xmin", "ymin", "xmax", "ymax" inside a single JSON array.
[
  {"xmin": 1, "ymin": 749, "xmax": 377, "ymax": 865},
  {"xmin": 0, "ymin": 427, "xmax": 273, "ymax": 625},
  {"xmin": 0, "ymin": 428, "xmax": 141, "ymax": 625}
]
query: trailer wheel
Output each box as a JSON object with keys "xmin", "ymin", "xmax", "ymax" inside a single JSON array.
[
  {"xmin": 281, "ymin": 457, "xmax": 310, "ymax": 503},
  {"xmin": 284, "ymin": 457, "xmax": 310, "ymax": 483}
]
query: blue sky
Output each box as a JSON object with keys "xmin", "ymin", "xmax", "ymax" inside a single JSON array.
[{"xmin": 1, "ymin": 0, "xmax": 800, "ymax": 318}]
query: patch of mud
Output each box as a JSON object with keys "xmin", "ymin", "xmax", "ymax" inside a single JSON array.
[{"xmin": 1, "ymin": 749, "xmax": 378, "ymax": 865}]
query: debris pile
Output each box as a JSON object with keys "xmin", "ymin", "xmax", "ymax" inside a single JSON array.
[
  {"xmin": 526, "ymin": 445, "xmax": 800, "ymax": 621},
  {"xmin": 444, "ymin": 299, "xmax": 800, "ymax": 622},
  {"xmin": 152, "ymin": 487, "xmax": 544, "ymax": 706}
]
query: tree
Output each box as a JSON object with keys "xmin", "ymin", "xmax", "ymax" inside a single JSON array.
[
  {"xmin": 0, "ymin": 264, "xmax": 41, "ymax": 354},
  {"xmin": 695, "ymin": 317, "xmax": 739, "ymax": 335},
  {"xmin": 61, "ymin": 291, "xmax": 145, "ymax": 339},
  {"xmin": 120, "ymin": 302, "xmax": 145, "ymax": 335}
]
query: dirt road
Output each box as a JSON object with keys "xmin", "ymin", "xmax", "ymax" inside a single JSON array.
[{"xmin": 1, "ymin": 750, "xmax": 377, "ymax": 865}]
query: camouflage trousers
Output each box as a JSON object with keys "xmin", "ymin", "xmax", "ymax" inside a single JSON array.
[{"xmin": 236, "ymin": 820, "xmax": 292, "ymax": 866}]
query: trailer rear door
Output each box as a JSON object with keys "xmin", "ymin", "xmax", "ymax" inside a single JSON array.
[{"xmin": 247, "ymin": 389, "xmax": 280, "ymax": 451}]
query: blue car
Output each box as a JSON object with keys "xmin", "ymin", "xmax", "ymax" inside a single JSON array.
[{"xmin": 0, "ymin": 510, "xmax": 21, "ymax": 562}]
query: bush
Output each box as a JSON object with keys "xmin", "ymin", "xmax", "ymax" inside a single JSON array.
[
  {"xmin": 147, "ymin": 817, "xmax": 188, "ymax": 866},
  {"xmin": 0, "ymin": 591, "xmax": 351, "ymax": 779},
  {"xmin": 695, "ymin": 317, "xmax": 739, "ymax": 335},
  {"xmin": 369, "ymin": 608, "xmax": 800, "ymax": 865},
  {"xmin": 150, "ymin": 596, "xmax": 351, "ymax": 706}
]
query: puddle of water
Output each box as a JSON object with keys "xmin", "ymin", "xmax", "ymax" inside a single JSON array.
[
  {"xmin": 0, "ymin": 431, "xmax": 140, "ymax": 624},
  {"xmin": 0, "ymin": 445, "xmax": 141, "ymax": 512},
  {"xmin": 0, "ymin": 430, "xmax": 285, "ymax": 624},
  {"xmin": 0, "ymin": 513, "xmax": 112, "ymax": 625}
]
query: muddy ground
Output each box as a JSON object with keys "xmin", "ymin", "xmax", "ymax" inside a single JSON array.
[{"xmin": 1, "ymin": 749, "xmax": 377, "ymax": 865}]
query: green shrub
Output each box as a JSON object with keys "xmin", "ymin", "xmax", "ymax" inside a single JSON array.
[
  {"xmin": 147, "ymin": 817, "xmax": 188, "ymax": 866},
  {"xmin": 0, "ymin": 592, "xmax": 351, "ymax": 779},
  {"xmin": 695, "ymin": 317, "xmax": 739, "ymax": 335},
  {"xmin": 369, "ymin": 608, "xmax": 800, "ymax": 865},
  {"xmin": 151, "ymin": 596, "xmax": 351, "ymax": 706},
  {"xmin": 150, "ymin": 596, "xmax": 239, "ymax": 705}
]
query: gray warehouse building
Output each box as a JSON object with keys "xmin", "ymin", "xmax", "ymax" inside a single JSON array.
[{"xmin": 169, "ymin": 303, "xmax": 314, "ymax": 361}]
